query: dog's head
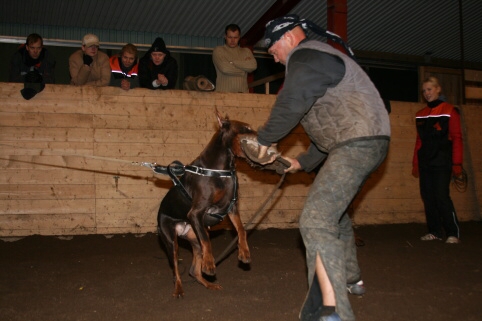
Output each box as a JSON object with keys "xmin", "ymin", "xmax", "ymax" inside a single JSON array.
[
  {"xmin": 215, "ymin": 108, "xmax": 256, "ymax": 159},
  {"xmin": 215, "ymin": 109, "xmax": 280, "ymax": 161}
]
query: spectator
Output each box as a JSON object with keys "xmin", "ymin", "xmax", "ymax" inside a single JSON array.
[
  {"xmin": 138, "ymin": 37, "xmax": 178, "ymax": 90},
  {"xmin": 212, "ymin": 24, "xmax": 257, "ymax": 93},
  {"xmin": 256, "ymin": 14, "xmax": 390, "ymax": 321},
  {"xmin": 412, "ymin": 76, "xmax": 463, "ymax": 244},
  {"xmin": 109, "ymin": 43, "xmax": 139, "ymax": 91},
  {"xmin": 9, "ymin": 33, "xmax": 56, "ymax": 83},
  {"xmin": 69, "ymin": 33, "xmax": 111, "ymax": 86}
]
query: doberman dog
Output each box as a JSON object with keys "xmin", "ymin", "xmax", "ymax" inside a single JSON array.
[{"xmin": 157, "ymin": 109, "xmax": 254, "ymax": 298}]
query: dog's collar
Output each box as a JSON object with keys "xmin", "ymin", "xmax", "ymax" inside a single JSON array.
[
  {"xmin": 185, "ymin": 165, "xmax": 235, "ymax": 178},
  {"xmin": 153, "ymin": 162, "xmax": 235, "ymax": 178}
]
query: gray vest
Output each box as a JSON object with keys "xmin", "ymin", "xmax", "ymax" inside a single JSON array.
[{"xmin": 286, "ymin": 40, "xmax": 391, "ymax": 152}]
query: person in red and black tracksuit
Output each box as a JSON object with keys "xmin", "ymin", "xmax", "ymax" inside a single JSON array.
[{"xmin": 412, "ymin": 76, "xmax": 463, "ymax": 244}]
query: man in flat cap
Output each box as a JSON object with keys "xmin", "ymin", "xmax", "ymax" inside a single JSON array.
[
  {"xmin": 256, "ymin": 14, "xmax": 390, "ymax": 321},
  {"xmin": 69, "ymin": 33, "xmax": 111, "ymax": 86}
]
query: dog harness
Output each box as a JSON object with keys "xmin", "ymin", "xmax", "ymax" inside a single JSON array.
[{"xmin": 153, "ymin": 160, "xmax": 237, "ymax": 224}]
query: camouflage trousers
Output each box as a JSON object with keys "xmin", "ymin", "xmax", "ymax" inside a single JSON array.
[{"xmin": 299, "ymin": 138, "xmax": 389, "ymax": 321}]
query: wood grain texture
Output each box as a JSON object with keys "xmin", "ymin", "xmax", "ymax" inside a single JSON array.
[{"xmin": 1, "ymin": 82, "xmax": 480, "ymax": 237}]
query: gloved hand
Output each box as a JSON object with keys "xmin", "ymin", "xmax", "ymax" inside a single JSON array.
[
  {"xmin": 83, "ymin": 54, "xmax": 93, "ymax": 66},
  {"xmin": 411, "ymin": 166, "xmax": 419, "ymax": 178},
  {"xmin": 452, "ymin": 164, "xmax": 463, "ymax": 177},
  {"xmin": 24, "ymin": 70, "xmax": 43, "ymax": 83}
]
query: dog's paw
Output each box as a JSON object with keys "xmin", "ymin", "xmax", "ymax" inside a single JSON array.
[
  {"xmin": 202, "ymin": 263, "xmax": 216, "ymax": 276},
  {"xmin": 238, "ymin": 246, "xmax": 251, "ymax": 264},
  {"xmin": 172, "ymin": 280, "xmax": 185, "ymax": 298},
  {"xmin": 172, "ymin": 287, "xmax": 185, "ymax": 298},
  {"xmin": 238, "ymin": 253, "xmax": 251, "ymax": 264},
  {"xmin": 205, "ymin": 282, "xmax": 222, "ymax": 291}
]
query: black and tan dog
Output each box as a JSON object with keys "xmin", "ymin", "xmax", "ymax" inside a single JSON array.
[{"xmin": 157, "ymin": 109, "xmax": 255, "ymax": 298}]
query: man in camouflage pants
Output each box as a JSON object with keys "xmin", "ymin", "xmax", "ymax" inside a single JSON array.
[{"xmin": 257, "ymin": 15, "xmax": 390, "ymax": 321}]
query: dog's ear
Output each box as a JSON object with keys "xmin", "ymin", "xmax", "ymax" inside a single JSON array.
[
  {"xmin": 215, "ymin": 107, "xmax": 223, "ymax": 127},
  {"xmin": 215, "ymin": 107, "xmax": 230, "ymax": 129}
]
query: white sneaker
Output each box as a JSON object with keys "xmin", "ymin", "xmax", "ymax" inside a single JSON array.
[{"xmin": 446, "ymin": 236, "xmax": 460, "ymax": 244}]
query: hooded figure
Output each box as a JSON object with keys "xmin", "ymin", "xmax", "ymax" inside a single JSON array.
[{"xmin": 138, "ymin": 37, "xmax": 178, "ymax": 89}]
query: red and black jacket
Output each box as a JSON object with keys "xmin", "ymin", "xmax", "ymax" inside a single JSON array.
[
  {"xmin": 109, "ymin": 55, "xmax": 138, "ymax": 79},
  {"xmin": 413, "ymin": 100, "xmax": 463, "ymax": 170}
]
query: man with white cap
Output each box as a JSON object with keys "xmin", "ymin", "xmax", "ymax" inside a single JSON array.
[
  {"xmin": 256, "ymin": 14, "xmax": 391, "ymax": 321},
  {"xmin": 69, "ymin": 33, "xmax": 111, "ymax": 86}
]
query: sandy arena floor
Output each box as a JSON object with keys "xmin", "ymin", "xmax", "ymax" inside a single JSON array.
[{"xmin": 1, "ymin": 221, "xmax": 481, "ymax": 321}]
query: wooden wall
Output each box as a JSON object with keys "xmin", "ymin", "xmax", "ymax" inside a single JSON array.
[{"xmin": 0, "ymin": 83, "xmax": 481, "ymax": 237}]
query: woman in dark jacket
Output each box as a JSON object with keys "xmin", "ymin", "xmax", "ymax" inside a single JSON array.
[{"xmin": 138, "ymin": 37, "xmax": 178, "ymax": 89}]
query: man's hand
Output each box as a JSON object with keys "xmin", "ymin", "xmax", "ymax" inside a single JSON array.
[
  {"xmin": 83, "ymin": 54, "xmax": 93, "ymax": 66},
  {"xmin": 281, "ymin": 156, "xmax": 301, "ymax": 173},
  {"xmin": 157, "ymin": 74, "xmax": 168, "ymax": 86},
  {"xmin": 120, "ymin": 79, "xmax": 131, "ymax": 91}
]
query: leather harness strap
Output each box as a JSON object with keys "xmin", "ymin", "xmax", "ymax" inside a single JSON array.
[{"xmin": 161, "ymin": 160, "xmax": 237, "ymax": 222}]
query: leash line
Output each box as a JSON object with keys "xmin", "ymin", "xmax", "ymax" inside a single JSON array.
[
  {"xmin": 2, "ymin": 142, "xmax": 287, "ymax": 263},
  {"xmin": 0, "ymin": 143, "xmax": 157, "ymax": 168}
]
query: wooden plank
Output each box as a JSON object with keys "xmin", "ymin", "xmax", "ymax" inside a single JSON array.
[
  {"xmin": 0, "ymin": 99, "xmax": 90, "ymax": 114},
  {"xmin": 465, "ymin": 86, "xmax": 482, "ymax": 100},
  {"xmin": 93, "ymin": 142, "xmax": 205, "ymax": 159},
  {"xmin": 0, "ymin": 213, "xmax": 96, "ymax": 236},
  {"xmin": 0, "ymin": 227, "xmax": 97, "ymax": 237},
  {"xmin": 0, "ymin": 184, "xmax": 95, "ymax": 200},
  {"xmin": 96, "ymin": 226, "xmax": 156, "ymax": 235},
  {"xmin": 0, "ymin": 169, "xmax": 95, "ymax": 184},
  {"xmin": 1, "ymin": 84, "xmax": 481, "ymax": 236},
  {"xmin": 93, "ymin": 128, "xmax": 212, "ymax": 144},
  {"xmin": 95, "ymin": 183, "xmax": 166, "ymax": 199},
  {"xmin": 95, "ymin": 212, "xmax": 158, "ymax": 229},
  {"xmin": 0, "ymin": 127, "xmax": 94, "ymax": 142},
  {"xmin": 0, "ymin": 199, "xmax": 95, "ymax": 214},
  {"xmin": 0, "ymin": 112, "xmax": 93, "ymax": 128},
  {"xmin": 95, "ymin": 198, "xmax": 160, "ymax": 215},
  {"xmin": 0, "ymin": 142, "xmax": 94, "ymax": 156},
  {"xmin": 464, "ymin": 69, "xmax": 482, "ymax": 82},
  {"xmin": 92, "ymin": 113, "xmax": 211, "ymax": 131}
]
